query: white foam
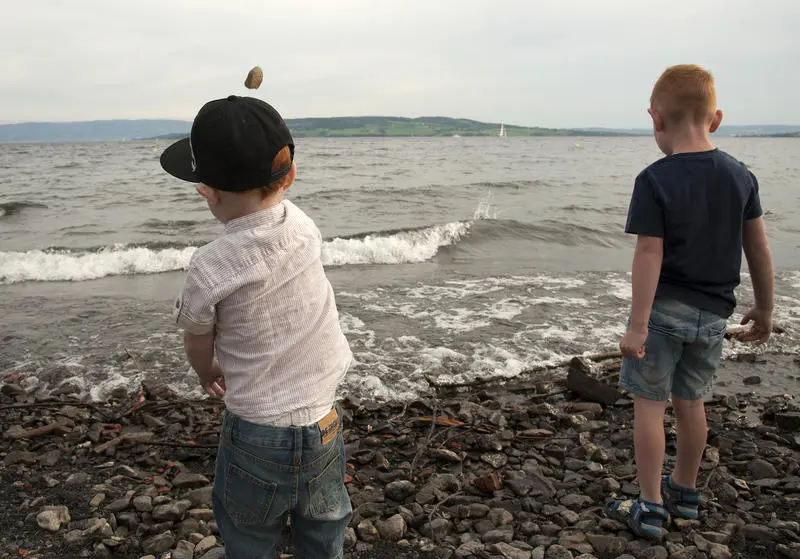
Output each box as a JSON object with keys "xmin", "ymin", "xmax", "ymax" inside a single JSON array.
[
  {"xmin": 321, "ymin": 221, "xmax": 470, "ymax": 266},
  {"xmin": 0, "ymin": 221, "xmax": 471, "ymax": 284},
  {"xmin": 604, "ymin": 275, "xmax": 632, "ymax": 300},
  {"xmin": 0, "ymin": 246, "xmax": 197, "ymax": 284}
]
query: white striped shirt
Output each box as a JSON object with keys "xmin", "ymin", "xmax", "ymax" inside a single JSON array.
[{"xmin": 174, "ymin": 200, "xmax": 352, "ymax": 425}]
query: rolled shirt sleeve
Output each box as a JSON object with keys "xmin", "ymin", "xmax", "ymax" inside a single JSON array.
[{"xmin": 173, "ymin": 266, "xmax": 216, "ymax": 335}]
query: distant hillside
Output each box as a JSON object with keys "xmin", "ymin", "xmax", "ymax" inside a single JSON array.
[
  {"xmin": 283, "ymin": 116, "xmax": 630, "ymax": 138},
  {"xmin": 2, "ymin": 118, "xmax": 798, "ymax": 143},
  {"xmin": 1, "ymin": 117, "xmax": 633, "ymax": 143}
]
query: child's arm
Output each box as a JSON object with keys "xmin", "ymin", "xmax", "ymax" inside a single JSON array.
[
  {"xmin": 621, "ymin": 235, "xmax": 664, "ymax": 359},
  {"xmin": 184, "ymin": 330, "xmax": 226, "ymax": 398},
  {"xmin": 737, "ymin": 216, "xmax": 774, "ymax": 344}
]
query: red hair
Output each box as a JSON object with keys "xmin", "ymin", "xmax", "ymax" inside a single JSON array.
[{"xmin": 651, "ymin": 64, "xmax": 717, "ymax": 124}]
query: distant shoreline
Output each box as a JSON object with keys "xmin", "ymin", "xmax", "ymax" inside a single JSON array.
[{"xmin": 0, "ymin": 116, "xmax": 798, "ymax": 143}]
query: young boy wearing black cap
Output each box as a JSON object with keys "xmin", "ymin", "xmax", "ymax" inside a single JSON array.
[{"xmin": 161, "ymin": 95, "xmax": 353, "ymax": 558}]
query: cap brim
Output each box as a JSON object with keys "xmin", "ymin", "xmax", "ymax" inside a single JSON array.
[{"xmin": 160, "ymin": 138, "xmax": 199, "ymax": 183}]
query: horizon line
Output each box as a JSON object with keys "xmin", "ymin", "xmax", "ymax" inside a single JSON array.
[{"xmin": 1, "ymin": 117, "xmax": 799, "ymax": 130}]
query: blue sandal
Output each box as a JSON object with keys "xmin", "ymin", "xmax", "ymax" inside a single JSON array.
[
  {"xmin": 661, "ymin": 475, "xmax": 699, "ymax": 519},
  {"xmin": 603, "ymin": 498, "xmax": 670, "ymax": 541}
]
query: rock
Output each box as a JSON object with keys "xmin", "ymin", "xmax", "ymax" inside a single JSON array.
[
  {"xmin": 776, "ymin": 544, "xmax": 800, "ymax": 559},
  {"xmin": 106, "ymin": 491, "xmax": 134, "ymax": 513},
  {"xmin": 429, "ymin": 448, "xmax": 462, "ymax": 462},
  {"xmin": 747, "ymin": 459, "xmax": 779, "ymax": 480},
  {"xmin": 669, "ymin": 546, "xmax": 699, "ymax": 559},
  {"xmin": 532, "ymin": 547, "xmax": 546, "ymax": 559},
  {"xmin": 481, "ymin": 453, "xmax": 509, "ymax": 468},
  {"xmin": 559, "ymin": 510, "xmax": 580, "ymax": 525},
  {"xmin": 636, "ymin": 546, "xmax": 668, "ymax": 559},
  {"xmin": 194, "ymin": 535, "xmax": 217, "ymax": 557},
  {"xmin": 488, "ymin": 508, "xmax": 515, "ymax": 527},
  {"xmin": 558, "ymin": 531, "xmax": 589, "ymax": 552},
  {"xmin": 133, "ymin": 495, "xmax": 153, "ymax": 512},
  {"xmin": 171, "ymin": 540, "xmax": 195, "ymax": 559},
  {"xmin": 153, "ymin": 499, "xmax": 191, "ymax": 522},
  {"xmin": 566, "ymin": 363, "xmax": 621, "ymax": 405},
  {"xmin": 457, "ymin": 540, "xmax": 486, "ymax": 556},
  {"xmin": 244, "ymin": 66, "xmax": 263, "ymax": 89},
  {"xmin": 36, "ymin": 506, "xmax": 70, "ymax": 532},
  {"xmin": 522, "ymin": 464, "xmax": 557, "ymax": 498},
  {"xmin": 743, "ymin": 375, "xmax": 762, "ymax": 385},
  {"xmin": 199, "ymin": 549, "xmax": 225, "ymax": 559},
  {"xmin": 561, "ymin": 493, "xmax": 593, "ymax": 510},
  {"xmin": 474, "ymin": 472, "xmax": 503, "ymax": 493},
  {"xmin": 740, "ymin": 524, "xmax": 780, "ymax": 541},
  {"xmin": 189, "ymin": 508, "xmax": 215, "ymax": 521},
  {"xmin": 89, "ymin": 493, "xmax": 106, "ymax": 508},
  {"xmin": 376, "ymin": 514, "xmax": 407, "ymax": 541},
  {"xmin": 776, "ymin": 412, "xmax": 800, "ymax": 431},
  {"xmin": 4, "ymin": 450, "xmax": 36, "ymax": 466},
  {"xmin": 545, "ymin": 544, "xmax": 574, "ymax": 559},
  {"xmin": 357, "ymin": 519, "xmax": 378, "ymax": 542},
  {"xmin": 185, "ymin": 487, "xmax": 213, "ymax": 508},
  {"xmin": 39, "ymin": 449, "xmax": 62, "ymax": 467},
  {"xmin": 482, "ymin": 529, "xmax": 514, "ymax": 544},
  {"xmin": 699, "ymin": 532, "xmax": 731, "ymax": 545},
  {"xmin": 344, "ymin": 527, "xmax": 357, "ymax": 550},
  {"xmin": 422, "ymin": 518, "xmax": 453, "ymax": 539},
  {"xmin": 488, "ymin": 542, "xmax": 533, "ymax": 559},
  {"xmin": 714, "ymin": 482, "xmax": 739, "ymax": 503},
  {"xmin": 586, "ymin": 534, "xmax": 627, "ymax": 555},
  {"xmin": 84, "ymin": 518, "xmax": 113, "ymax": 538},
  {"xmin": 142, "ymin": 531, "xmax": 176, "ymax": 555},
  {"xmin": 458, "ymin": 503, "xmax": 490, "ymax": 519},
  {"xmin": 65, "ymin": 472, "xmax": 91, "ymax": 485},
  {"xmin": 173, "ymin": 472, "xmax": 210, "ymax": 489},
  {"xmin": 385, "ymin": 480, "xmax": 415, "ymax": 502}
]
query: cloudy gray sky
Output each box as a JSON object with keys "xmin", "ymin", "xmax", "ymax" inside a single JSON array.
[{"xmin": 1, "ymin": 0, "xmax": 798, "ymax": 128}]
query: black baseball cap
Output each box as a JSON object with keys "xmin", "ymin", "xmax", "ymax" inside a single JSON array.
[{"xmin": 160, "ymin": 95, "xmax": 294, "ymax": 192}]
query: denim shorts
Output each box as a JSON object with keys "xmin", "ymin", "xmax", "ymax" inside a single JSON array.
[
  {"xmin": 212, "ymin": 405, "xmax": 352, "ymax": 559},
  {"xmin": 620, "ymin": 297, "xmax": 727, "ymax": 401}
]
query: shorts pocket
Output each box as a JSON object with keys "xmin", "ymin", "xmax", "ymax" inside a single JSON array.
[
  {"xmin": 224, "ymin": 462, "xmax": 277, "ymax": 528},
  {"xmin": 308, "ymin": 449, "xmax": 346, "ymax": 520}
]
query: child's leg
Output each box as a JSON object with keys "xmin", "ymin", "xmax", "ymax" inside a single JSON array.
[
  {"xmin": 665, "ymin": 307, "xmax": 725, "ymax": 517},
  {"xmin": 212, "ymin": 413, "xmax": 293, "ymax": 559},
  {"xmin": 634, "ymin": 396, "xmax": 669, "ymax": 502},
  {"xmin": 293, "ymin": 408, "xmax": 352, "ymax": 559},
  {"xmin": 672, "ymin": 397, "xmax": 707, "ymax": 488}
]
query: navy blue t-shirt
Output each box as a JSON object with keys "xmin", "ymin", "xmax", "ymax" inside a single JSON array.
[{"xmin": 625, "ymin": 149, "xmax": 762, "ymax": 318}]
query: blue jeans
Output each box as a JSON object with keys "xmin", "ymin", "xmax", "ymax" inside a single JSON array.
[
  {"xmin": 212, "ymin": 406, "xmax": 352, "ymax": 559},
  {"xmin": 620, "ymin": 297, "xmax": 727, "ymax": 401}
]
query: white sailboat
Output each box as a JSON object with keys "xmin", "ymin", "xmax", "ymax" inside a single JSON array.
[{"xmin": 499, "ymin": 123, "xmax": 508, "ymax": 137}]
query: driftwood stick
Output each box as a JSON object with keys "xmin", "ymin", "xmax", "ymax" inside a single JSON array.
[{"xmin": 6, "ymin": 422, "xmax": 71, "ymax": 440}]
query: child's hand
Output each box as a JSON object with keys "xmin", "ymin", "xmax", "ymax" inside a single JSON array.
[
  {"xmin": 203, "ymin": 376, "xmax": 226, "ymax": 399},
  {"xmin": 620, "ymin": 328, "xmax": 647, "ymax": 359},
  {"xmin": 735, "ymin": 307, "xmax": 773, "ymax": 344}
]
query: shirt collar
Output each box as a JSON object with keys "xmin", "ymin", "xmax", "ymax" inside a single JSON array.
[{"xmin": 224, "ymin": 201, "xmax": 288, "ymax": 235}]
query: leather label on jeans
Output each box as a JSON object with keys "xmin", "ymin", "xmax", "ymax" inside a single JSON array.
[{"xmin": 317, "ymin": 407, "xmax": 339, "ymax": 445}]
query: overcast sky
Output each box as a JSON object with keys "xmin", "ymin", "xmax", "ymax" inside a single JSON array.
[{"xmin": 1, "ymin": 0, "xmax": 798, "ymax": 128}]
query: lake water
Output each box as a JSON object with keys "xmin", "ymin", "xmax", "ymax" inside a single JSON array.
[{"xmin": 1, "ymin": 137, "xmax": 798, "ymax": 401}]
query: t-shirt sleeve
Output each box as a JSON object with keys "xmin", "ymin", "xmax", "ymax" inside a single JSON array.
[
  {"xmin": 173, "ymin": 266, "xmax": 216, "ymax": 335},
  {"xmin": 625, "ymin": 171, "xmax": 664, "ymax": 237},
  {"xmin": 744, "ymin": 171, "xmax": 763, "ymax": 221}
]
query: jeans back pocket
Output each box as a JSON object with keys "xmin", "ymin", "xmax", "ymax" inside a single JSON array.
[
  {"xmin": 308, "ymin": 450, "xmax": 347, "ymax": 520},
  {"xmin": 224, "ymin": 462, "xmax": 278, "ymax": 528}
]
